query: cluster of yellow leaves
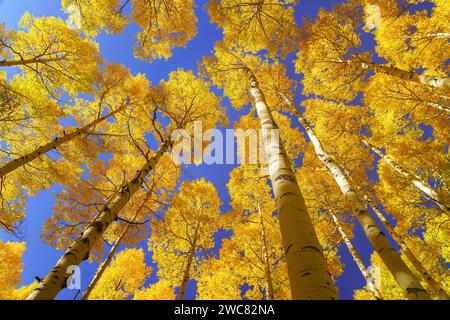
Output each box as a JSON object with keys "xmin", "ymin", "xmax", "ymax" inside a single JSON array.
[
  {"xmin": 303, "ymin": 99, "xmax": 374, "ymax": 186},
  {"xmin": 353, "ymin": 252, "xmax": 404, "ymax": 300},
  {"xmin": 0, "ymin": 241, "xmax": 37, "ymax": 299},
  {"xmin": 196, "ymin": 256, "xmax": 244, "ymax": 299},
  {"xmin": 207, "ymin": 0, "xmax": 297, "ymax": 58},
  {"xmin": 373, "ymin": 0, "xmax": 450, "ymax": 74},
  {"xmin": 363, "ymin": 73, "xmax": 450, "ymax": 144},
  {"xmin": 8, "ymin": 13, "xmax": 101, "ymax": 95},
  {"xmin": 62, "ymin": 0, "xmax": 128, "ymax": 37},
  {"xmin": 155, "ymin": 69, "xmax": 226, "ymax": 132},
  {"xmin": 62, "ymin": 0, "xmax": 198, "ymax": 61},
  {"xmin": 295, "ymin": 3, "xmax": 365, "ymax": 102},
  {"xmin": 132, "ymin": 0, "xmax": 197, "ymax": 61},
  {"xmin": 133, "ymin": 279, "xmax": 176, "ymax": 300},
  {"xmin": 88, "ymin": 248, "xmax": 152, "ymax": 300}
]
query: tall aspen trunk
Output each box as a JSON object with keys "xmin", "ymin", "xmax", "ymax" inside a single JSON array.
[
  {"xmin": 246, "ymin": 68, "xmax": 338, "ymax": 300},
  {"xmin": 177, "ymin": 223, "xmax": 199, "ymax": 300},
  {"xmin": 358, "ymin": 61, "xmax": 450, "ymax": 90},
  {"xmin": 26, "ymin": 141, "xmax": 169, "ymax": 300},
  {"xmin": 81, "ymin": 213, "xmax": 138, "ymax": 300},
  {"xmin": 282, "ymin": 96, "xmax": 430, "ymax": 299},
  {"xmin": 257, "ymin": 203, "xmax": 275, "ymax": 300},
  {"xmin": 329, "ymin": 211, "xmax": 383, "ymax": 300},
  {"xmin": 366, "ymin": 197, "xmax": 450, "ymax": 300},
  {"xmin": 0, "ymin": 104, "xmax": 127, "ymax": 178},
  {"xmin": 0, "ymin": 56, "xmax": 65, "ymax": 67},
  {"xmin": 362, "ymin": 139, "xmax": 449, "ymax": 216}
]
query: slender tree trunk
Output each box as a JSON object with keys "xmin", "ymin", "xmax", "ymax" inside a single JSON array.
[
  {"xmin": 282, "ymin": 96, "xmax": 430, "ymax": 299},
  {"xmin": 26, "ymin": 141, "xmax": 170, "ymax": 300},
  {"xmin": 330, "ymin": 211, "xmax": 383, "ymax": 300},
  {"xmin": 0, "ymin": 104, "xmax": 127, "ymax": 178},
  {"xmin": 359, "ymin": 61, "xmax": 450, "ymax": 90},
  {"xmin": 366, "ymin": 197, "xmax": 450, "ymax": 300},
  {"xmin": 81, "ymin": 213, "xmax": 138, "ymax": 300},
  {"xmin": 0, "ymin": 56, "xmax": 66, "ymax": 67},
  {"xmin": 257, "ymin": 203, "xmax": 275, "ymax": 300},
  {"xmin": 426, "ymin": 102, "xmax": 450, "ymax": 114},
  {"xmin": 413, "ymin": 32, "xmax": 450, "ymax": 39},
  {"xmin": 362, "ymin": 139, "xmax": 449, "ymax": 216},
  {"xmin": 246, "ymin": 68, "xmax": 338, "ymax": 300},
  {"xmin": 177, "ymin": 223, "xmax": 199, "ymax": 300}
]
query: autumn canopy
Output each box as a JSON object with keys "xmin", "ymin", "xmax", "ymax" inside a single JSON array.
[{"xmin": 0, "ymin": 0, "xmax": 449, "ymax": 301}]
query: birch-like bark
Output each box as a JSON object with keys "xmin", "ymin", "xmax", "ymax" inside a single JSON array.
[
  {"xmin": 0, "ymin": 104, "xmax": 127, "ymax": 178},
  {"xmin": 362, "ymin": 139, "xmax": 449, "ymax": 216},
  {"xmin": 26, "ymin": 141, "xmax": 170, "ymax": 300},
  {"xmin": 283, "ymin": 97, "xmax": 430, "ymax": 299},
  {"xmin": 366, "ymin": 198, "xmax": 450, "ymax": 300},
  {"xmin": 246, "ymin": 68, "xmax": 338, "ymax": 300},
  {"xmin": 413, "ymin": 32, "xmax": 450, "ymax": 40},
  {"xmin": 425, "ymin": 102, "xmax": 450, "ymax": 114},
  {"xmin": 0, "ymin": 56, "xmax": 65, "ymax": 67},
  {"xmin": 257, "ymin": 203, "xmax": 275, "ymax": 300},
  {"xmin": 177, "ymin": 223, "xmax": 199, "ymax": 300},
  {"xmin": 81, "ymin": 213, "xmax": 138, "ymax": 300},
  {"xmin": 330, "ymin": 211, "xmax": 383, "ymax": 300},
  {"xmin": 358, "ymin": 61, "xmax": 450, "ymax": 90}
]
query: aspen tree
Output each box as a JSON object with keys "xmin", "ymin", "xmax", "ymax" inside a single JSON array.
[
  {"xmin": 87, "ymin": 248, "xmax": 152, "ymax": 300},
  {"xmin": 148, "ymin": 179, "xmax": 222, "ymax": 300},
  {"xmin": 27, "ymin": 70, "xmax": 225, "ymax": 299},
  {"xmin": 284, "ymin": 96, "xmax": 430, "ymax": 300},
  {"xmin": 0, "ymin": 64, "xmax": 150, "ymax": 234},
  {"xmin": 27, "ymin": 142, "xmax": 169, "ymax": 300},
  {"xmin": 202, "ymin": 45, "xmax": 338, "ymax": 299}
]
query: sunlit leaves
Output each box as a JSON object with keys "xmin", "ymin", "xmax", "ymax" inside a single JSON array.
[{"xmin": 208, "ymin": 0, "xmax": 298, "ymax": 58}]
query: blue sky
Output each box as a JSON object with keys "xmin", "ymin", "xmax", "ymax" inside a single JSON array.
[{"xmin": 0, "ymin": 0, "xmax": 422, "ymax": 300}]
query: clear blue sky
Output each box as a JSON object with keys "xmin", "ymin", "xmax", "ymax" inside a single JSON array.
[{"xmin": 0, "ymin": 0, "xmax": 422, "ymax": 300}]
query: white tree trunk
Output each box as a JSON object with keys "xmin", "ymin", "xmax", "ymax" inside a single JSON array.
[
  {"xmin": 358, "ymin": 61, "xmax": 450, "ymax": 90},
  {"xmin": 0, "ymin": 104, "xmax": 127, "ymax": 178},
  {"xmin": 81, "ymin": 213, "xmax": 138, "ymax": 300},
  {"xmin": 330, "ymin": 211, "xmax": 383, "ymax": 300},
  {"xmin": 247, "ymin": 68, "xmax": 338, "ymax": 300},
  {"xmin": 362, "ymin": 139, "xmax": 449, "ymax": 216},
  {"xmin": 414, "ymin": 32, "xmax": 450, "ymax": 39},
  {"xmin": 425, "ymin": 102, "xmax": 450, "ymax": 114},
  {"xmin": 257, "ymin": 203, "xmax": 275, "ymax": 300},
  {"xmin": 366, "ymin": 197, "xmax": 450, "ymax": 300},
  {"xmin": 282, "ymin": 95, "xmax": 430, "ymax": 299},
  {"xmin": 26, "ymin": 141, "xmax": 169, "ymax": 300}
]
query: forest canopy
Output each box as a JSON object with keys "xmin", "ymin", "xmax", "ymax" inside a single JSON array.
[{"xmin": 0, "ymin": 0, "xmax": 449, "ymax": 301}]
